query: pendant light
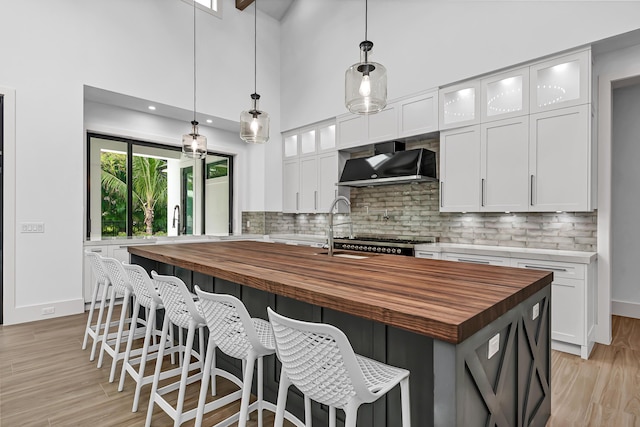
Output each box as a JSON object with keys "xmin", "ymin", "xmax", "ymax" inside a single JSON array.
[
  {"xmin": 182, "ymin": 0, "xmax": 207, "ymax": 159},
  {"xmin": 345, "ymin": 0, "xmax": 387, "ymax": 114},
  {"xmin": 240, "ymin": 0, "xmax": 270, "ymax": 144}
]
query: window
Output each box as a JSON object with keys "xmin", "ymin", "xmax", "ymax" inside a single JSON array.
[
  {"xmin": 87, "ymin": 133, "xmax": 233, "ymax": 239},
  {"xmin": 182, "ymin": 0, "xmax": 221, "ymax": 18}
]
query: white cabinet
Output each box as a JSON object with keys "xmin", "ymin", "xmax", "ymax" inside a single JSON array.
[
  {"xmin": 398, "ymin": 90, "xmax": 439, "ymax": 137},
  {"xmin": 367, "ymin": 104, "xmax": 398, "ymax": 143},
  {"xmin": 415, "ymin": 249, "xmax": 441, "ymax": 260},
  {"xmin": 439, "ymin": 81, "xmax": 481, "ymax": 130},
  {"xmin": 530, "ymin": 49, "xmax": 590, "ymax": 114},
  {"xmin": 481, "ymin": 67, "xmax": 529, "ymax": 123},
  {"xmin": 337, "ymin": 114, "xmax": 366, "ymax": 150},
  {"xmin": 442, "ymin": 252, "xmax": 510, "ymax": 266},
  {"xmin": 513, "ymin": 258, "xmax": 595, "ymax": 359},
  {"xmin": 529, "ymin": 104, "xmax": 592, "ymax": 211},
  {"xmin": 283, "ymin": 120, "xmax": 346, "ymax": 213},
  {"xmin": 439, "ymin": 125, "xmax": 480, "ymax": 212},
  {"xmin": 480, "ymin": 116, "xmax": 530, "ymax": 212},
  {"xmin": 83, "ymin": 244, "xmax": 131, "ymax": 303}
]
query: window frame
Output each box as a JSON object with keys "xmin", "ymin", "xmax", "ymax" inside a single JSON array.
[
  {"xmin": 181, "ymin": 0, "xmax": 222, "ymax": 19},
  {"xmin": 86, "ymin": 132, "xmax": 233, "ymax": 239}
]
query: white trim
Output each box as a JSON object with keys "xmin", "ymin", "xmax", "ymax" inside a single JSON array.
[
  {"xmin": 612, "ymin": 300, "xmax": 640, "ymax": 320},
  {"xmin": 597, "ymin": 64, "xmax": 640, "ymax": 345},
  {"xmin": 180, "ymin": 0, "xmax": 222, "ymax": 19},
  {"xmin": 7, "ymin": 299, "xmax": 85, "ymax": 325},
  {"xmin": 1, "ymin": 86, "xmax": 16, "ymax": 325}
]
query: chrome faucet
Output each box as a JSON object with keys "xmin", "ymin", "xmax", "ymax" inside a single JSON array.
[
  {"xmin": 327, "ymin": 196, "xmax": 354, "ymax": 257},
  {"xmin": 172, "ymin": 205, "xmax": 180, "ymax": 235}
]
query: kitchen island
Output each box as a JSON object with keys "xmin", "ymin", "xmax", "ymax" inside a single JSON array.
[{"xmin": 129, "ymin": 240, "xmax": 553, "ymax": 427}]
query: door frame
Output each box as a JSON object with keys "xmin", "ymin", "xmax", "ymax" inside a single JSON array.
[
  {"xmin": 1, "ymin": 86, "xmax": 16, "ymax": 325},
  {"xmin": 597, "ymin": 65, "xmax": 640, "ymax": 345}
]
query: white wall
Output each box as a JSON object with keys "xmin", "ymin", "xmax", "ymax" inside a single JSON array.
[
  {"xmin": 0, "ymin": 0, "xmax": 281, "ymax": 324},
  {"xmin": 280, "ymin": 0, "xmax": 640, "ymax": 130}
]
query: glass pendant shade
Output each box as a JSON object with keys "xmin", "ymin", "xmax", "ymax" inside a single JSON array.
[
  {"xmin": 182, "ymin": 121, "xmax": 207, "ymax": 159},
  {"xmin": 240, "ymin": 93, "xmax": 270, "ymax": 144},
  {"xmin": 345, "ymin": 40, "xmax": 387, "ymax": 114}
]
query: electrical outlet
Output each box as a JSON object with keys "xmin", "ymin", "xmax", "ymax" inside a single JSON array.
[
  {"xmin": 488, "ymin": 333, "xmax": 500, "ymax": 359},
  {"xmin": 42, "ymin": 306, "xmax": 55, "ymax": 315},
  {"xmin": 533, "ymin": 303, "xmax": 540, "ymax": 320},
  {"xmin": 21, "ymin": 222, "xmax": 45, "ymax": 233},
  {"xmin": 247, "ymin": 220, "xmax": 251, "ymax": 228}
]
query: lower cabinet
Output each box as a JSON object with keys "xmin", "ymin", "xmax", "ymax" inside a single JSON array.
[
  {"xmin": 437, "ymin": 250, "xmax": 596, "ymax": 359},
  {"xmin": 83, "ymin": 244, "xmax": 133, "ymax": 303}
]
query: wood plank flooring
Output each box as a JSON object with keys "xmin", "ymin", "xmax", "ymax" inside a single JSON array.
[{"xmin": 1, "ymin": 311, "xmax": 639, "ymax": 426}]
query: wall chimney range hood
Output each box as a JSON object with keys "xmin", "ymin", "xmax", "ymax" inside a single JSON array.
[{"xmin": 338, "ymin": 146, "xmax": 437, "ymax": 187}]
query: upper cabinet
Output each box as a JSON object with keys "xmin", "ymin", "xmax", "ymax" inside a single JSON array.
[
  {"xmin": 530, "ymin": 49, "xmax": 591, "ymax": 114},
  {"xmin": 481, "ymin": 67, "xmax": 529, "ymax": 122},
  {"xmin": 337, "ymin": 89, "xmax": 439, "ymax": 150},
  {"xmin": 439, "ymin": 81, "xmax": 481, "ymax": 130}
]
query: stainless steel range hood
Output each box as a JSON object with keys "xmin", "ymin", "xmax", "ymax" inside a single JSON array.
[{"xmin": 338, "ymin": 147, "xmax": 437, "ymax": 187}]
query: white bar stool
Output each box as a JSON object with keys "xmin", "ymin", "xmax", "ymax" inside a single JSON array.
[
  {"xmin": 82, "ymin": 250, "xmax": 115, "ymax": 362},
  {"xmin": 267, "ymin": 307, "xmax": 412, "ymax": 427},
  {"xmin": 146, "ymin": 272, "xmax": 242, "ymax": 427},
  {"xmin": 118, "ymin": 263, "xmax": 176, "ymax": 412},
  {"xmin": 97, "ymin": 256, "xmax": 144, "ymax": 382},
  {"xmin": 193, "ymin": 286, "xmax": 304, "ymax": 427}
]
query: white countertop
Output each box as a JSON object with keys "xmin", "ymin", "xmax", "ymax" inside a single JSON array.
[{"xmin": 414, "ymin": 243, "xmax": 597, "ymax": 264}]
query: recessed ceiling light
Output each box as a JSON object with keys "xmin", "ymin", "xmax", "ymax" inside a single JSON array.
[
  {"xmin": 206, "ymin": 119, "xmax": 213, "ymax": 123},
  {"xmin": 148, "ymin": 105, "xmax": 156, "ymax": 110}
]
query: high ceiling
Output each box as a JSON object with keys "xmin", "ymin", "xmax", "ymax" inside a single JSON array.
[{"xmin": 243, "ymin": 0, "xmax": 295, "ymax": 21}]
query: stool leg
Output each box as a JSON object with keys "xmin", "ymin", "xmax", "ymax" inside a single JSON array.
[
  {"xmin": 109, "ymin": 289, "xmax": 131, "ymax": 382},
  {"xmin": 119, "ymin": 300, "xmax": 141, "ymax": 392},
  {"xmin": 238, "ymin": 355, "xmax": 256, "ymax": 427},
  {"xmin": 90, "ymin": 282, "xmax": 111, "ymax": 361},
  {"xmin": 83, "ymin": 279, "xmax": 101, "ymax": 350},
  {"xmin": 274, "ymin": 370, "xmax": 291, "ymax": 427},
  {"xmin": 174, "ymin": 323, "xmax": 196, "ymax": 427},
  {"xmin": 257, "ymin": 356, "xmax": 264, "ymax": 427},
  {"xmin": 145, "ymin": 315, "xmax": 170, "ymax": 427},
  {"xmin": 400, "ymin": 377, "xmax": 411, "ymax": 427},
  {"xmin": 178, "ymin": 327, "xmax": 184, "ymax": 367},
  {"xmin": 328, "ymin": 406, "xmax": 336, "ymax": 427},
  {"xmin": 194, "ymin": 336, "xmax": 216, "ymax": 427},
  {"xmin": 305, "ymin": 396, "xmax": 312, "ymax": 427},
  {"xmin": 98, "ymin": 286, "xmax": 117, "ymax": 368},
  {"xmin": 133, "ymin": 304, "xmax": 158, "ymax": 412}
]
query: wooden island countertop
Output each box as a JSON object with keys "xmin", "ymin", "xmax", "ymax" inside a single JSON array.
[{"xmin": 128, "ymin": 240, "xmax": 552, "ymax": 344}]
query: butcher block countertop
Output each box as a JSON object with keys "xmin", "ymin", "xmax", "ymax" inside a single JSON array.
[{"xmin": 128, "ymin": 240, "xmax": 553, "ymax": 344}]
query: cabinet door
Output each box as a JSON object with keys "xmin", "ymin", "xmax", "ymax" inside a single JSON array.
[
  {"xmin": 299, "ymin": 157, "xmax": 318, "ymax": 212},
  {"xmin": 529, "ymin": 105, "xmax": 591, "ymax": 212},
  {"xmin": 440, "ymin": 125, "xmax": 481, "ymax": 212},
  {"xmin": 439, "ymin": 81, "xmax": 481, "ymax": 130},
  {"xmin": 318, "ymin": 123, "xmax": 336, "ymax": 153},
  {"xmin": 480, "ymin": 117, "xmax": 529, "ymax": 212},
  {"xmin": 337, "ymin": 114, "xmax": 366, "ymax": 149},
  {"xmin": 317, "ymin": 152, "xmax": 339, "ymax": 212},
  {"xmin": 442, "ymin": 252, "xmax": 511, "ymax": 266},
  {"xmin": 283, "ymin": 134, "xmax": 298, "ymax": 159},
  {"xmin": 300, "ymin": 129, "xmax": 317, "ymax": 156},
  {"xmin": 367, "ymin": 104, "xmax": 398, "ymax": 143},
  {"xmin": 84, "ymin": 246, "xmax": 107, "ymax": 303},
  {"xmin": 110, "ymin": 246, "xmax": 130, "ymax": 263},
  {"xmin": 399, "ymin": 90, "xmax": 438, "ymax": 137},
  {"xmin": 481, "ymin": 67, "xmax": 529, "ymax": 122},
  {"xmin": 283, "ymin": 160, "xmax": 300, "ymax": 213},
  {"xmin": 530, "ymin": 49, "xmax": 590, "ymax": 114}
]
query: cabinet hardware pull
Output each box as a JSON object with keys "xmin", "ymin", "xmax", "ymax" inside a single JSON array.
[
  {"xmin": 296, "ymin": 192, "xmax": 299, "ymax": 211},
  {"xmin": 530, "ymin": 175, "xmax": 535, "ymax": 206},
  {"xmin": 91, "ymin": 249, "xmax": 103, "ymax": 253},
  {"xmin": 314, "ymin": 190, "xmax": 318, "ymax": 210},
  {"xmin": 440, "ymin": 182, "xmax": 444, "ymax": 208},
  {"xmin": 481, "ymin": 178, "xmax": 485, "ymax": 207},
  {"xmin": 457, "ymin": 258, "xmax": 491, "ymax": 264},
  {"xmin": 524, "ymin": 265, "xmax": 568, "ymax": 272}
]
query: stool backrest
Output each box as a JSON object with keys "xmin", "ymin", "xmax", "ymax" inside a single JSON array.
[
  {"xmin": 85, "ymin": 250, "xmax": 110, "ymax": 286},
  {"xmin": 122, "ymin": 263, "xmax": 162, "ymax": 309},
  {"xmin": 151, "ymin": 272, "xmax": 205, "ymax": 329},
  {"xmin": 267, "ymin": 307, "xmax": 372, "ymax": 409},
  {"xmin": 101, "ymin": 256, "xmax": 133, "ymax": 295},
  {"xmin": 194, "ymin": 285, "xmax": 271, "ymax": 359}
]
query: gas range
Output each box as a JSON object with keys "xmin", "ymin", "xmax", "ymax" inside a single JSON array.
[{"xmin": 332, "ymin": 236, "xmax": 437, "ymax": 256}]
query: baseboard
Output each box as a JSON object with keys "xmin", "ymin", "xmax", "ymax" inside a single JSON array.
[
  {"xmin": 3, "ymin": 298, "xmax": 85, "ymax": 325},
  {"xmin": 612, "ymin": 300, "xmax": 640, "ymax": 319}
]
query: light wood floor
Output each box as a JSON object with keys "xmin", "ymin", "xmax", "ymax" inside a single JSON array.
[{"xmin": 1, "ymin": 311, "xmax": 639, "ymax": 426}]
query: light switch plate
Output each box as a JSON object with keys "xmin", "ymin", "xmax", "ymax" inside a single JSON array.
[
  {"xmin": 488, "ymin": 333, "xmax": 500, "ymax": 359},
  {"xmin": 533, "ymin": 303, "xmax": 540, "ymax": 320}
]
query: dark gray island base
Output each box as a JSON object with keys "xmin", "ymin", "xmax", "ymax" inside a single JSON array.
[{"xmin": 129, "ymin": 241, "xmax": 552, "ymax": 427}]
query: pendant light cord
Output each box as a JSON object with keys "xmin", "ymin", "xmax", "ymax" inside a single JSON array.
[
  {"xmin": 254, "ymin": 0, "xmax": 257, "ymax": 95},
  {"xmin": 364, "ymin": 0, "xmax": 368, "ymax": 41},
  {"xmin": 193, "ymin": 0, "xmax": 197, "ymax": 122}
]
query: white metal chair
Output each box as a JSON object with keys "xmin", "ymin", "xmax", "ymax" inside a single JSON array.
[
  {"xmin": 193, "ymin": 286, "xmax": 304, "ymax": 427},
  {"xmin": 146, "ymin": 272, "xmax": 239, "ymax": 427},
  {"xmin": 267, "ymin": 307, "xmax": 412, "ymax": 427},
  {"xmin": 82, "ymin": 250, "xmax": 116, "ymax": 362},
  {"xmin": 97, "ymin": 256, "xmax": 144, "ymax": 382},
  {"xmin": 118, "ymin": 262, "xmax": 175, "ymax": 412}
]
